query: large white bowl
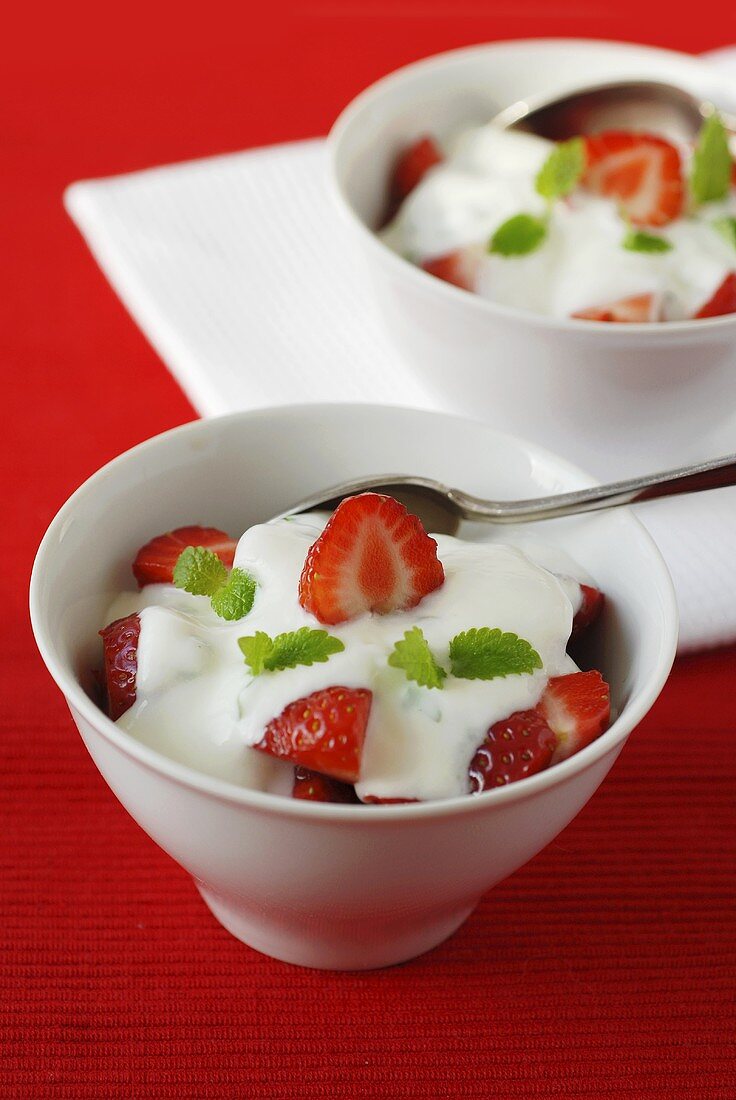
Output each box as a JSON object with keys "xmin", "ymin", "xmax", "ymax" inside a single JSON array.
[
  {"xmin": 328, "ymin": 40, "xmax": 736, "ymax": 473},
  {"xmin": 30, "ymin": 405, "xmax": 677, "ymax": 970}
]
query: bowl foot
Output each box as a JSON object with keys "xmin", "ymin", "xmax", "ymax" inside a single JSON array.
[{"xmin": 196, "ymin": 883, "xmax": 477, "ymax": 971}]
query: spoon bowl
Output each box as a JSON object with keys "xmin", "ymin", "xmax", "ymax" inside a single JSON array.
[
  {"xmin": 276, "ymin": 454, "xmax": 736, "ymax": 535},
  {"xmin": 491, "ymin": 78, "xmax": 736, "ymax": 143}
]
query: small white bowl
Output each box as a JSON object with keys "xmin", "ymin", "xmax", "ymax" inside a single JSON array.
[
  {"xmin": 30, "ymin": 405, "xmax": 677, "ymax": 970},
  {"xmin": 328, "ymin": 40, "xmax": 736, "ymax": 473}
]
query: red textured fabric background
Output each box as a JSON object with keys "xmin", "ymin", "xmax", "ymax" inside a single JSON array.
[{"xmin": 4, "ymin": 3, "xmax": 736, "ymax": 1097}]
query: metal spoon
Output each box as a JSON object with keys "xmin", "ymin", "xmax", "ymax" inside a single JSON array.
[
  {"xmin": 275, "ymin": 453, "xmax": 736, "ymax": 536},
  {"xmin": 490, "ymin": 79, "xmax": 736, "ymax": 144}
]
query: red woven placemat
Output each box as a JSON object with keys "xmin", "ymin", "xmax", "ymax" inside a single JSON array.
[
  {"xmin": 5, "ymin": 641, "xmax": 736, "ymax": 1098},
  {"xmin": 3, "ymin": 4, "xmax": 735, "ymax": 1096}
]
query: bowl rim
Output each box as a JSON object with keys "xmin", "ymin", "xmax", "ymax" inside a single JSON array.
[
  {"xmin": 327, "ymin": 36, "xmax": 736, "ymax": 337},
  {"xmin": 29, "ymin": 403, "xmax": 679, "ymax": 821}
]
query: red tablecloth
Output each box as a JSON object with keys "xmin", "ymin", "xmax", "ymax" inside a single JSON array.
[{"xmin": 4, "ymin": 4, "xmax": 736, "ymax": 1097}]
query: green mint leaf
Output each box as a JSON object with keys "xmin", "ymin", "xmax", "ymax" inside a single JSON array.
[
  {"xmin": 238, "ymin": 628, "xmax": 344, "ymax": 675},
  {"xmin": 173, "ymin": 546, "xmax": 228, "ymax": 597},
  {"xmin": 210, "ymin": 567, "xmax": 257, "ymax": 621},
  {"xmin": 691, "ymin": 113, "xmax": 732, "ymax": 205},
  {"xmin": 238, "ymin": 631, "xmax": 274, "ymax": 676},
  {"xmin": 449, "ymin": 627, "xmax": 542, "ymax": 681},
  {"xmin": 622, "ymin": 229, "xmax": 673, "ymax": 254},
  {"xmin": 173, "ymin": 547, "xmax": 257, "ymax": 621},
  {"xmin": 489, "ymin": 213, "xmax": 548, "ymax": 257},
  {"xmin": 265, "ymin": 628, "xmax": 345, "ymax": 671},
  {"xmin": 713, "ymin": 216, "xmax": 736, "ymax": 249},
  {"xmin": 388, "ymin": 627, "xmax": 447, "ymax": 690},
  {"xmin": 535, "ymin": 137, "xmax": 585, "ymax": 201}
]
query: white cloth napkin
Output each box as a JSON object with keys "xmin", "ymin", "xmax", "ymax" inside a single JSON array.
[{"xmin": 65, "ymin": 52, "xmax": 736, "ymax": 653}]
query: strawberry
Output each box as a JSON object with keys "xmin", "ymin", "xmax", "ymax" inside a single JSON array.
[
  {"xmin": 571, "ymin": 583, "xmax": 604, "ymax": 637},
  {"xmin": 695, "ymin": 273, "xmax": 736, "ymax": 319},
  {"xmin": 391, "ymin": 136, "xmax": 443, "ymax": 201},
  {"xmin": 469, "ymin": 669, "xmax": 610, "ymax": 790},
  {"xmin": 255, "ymin": 686, "xmax": 372, "ymax": 783},
  {"xmin": 422, "ymin": 248, "xmax": 480, "ymax": 291},
  {"xmin": 582, "ymin": 131, "xmax": 684, "ymax": 226},
  {"xmin": 537, "ymin": 670, "xmax": 611, "ymax": 765},
  {"xmin": 469, "ymin": 710, "xmax": 556, "ymax": 792},
  {"xmin": 132, "ymin": 525, "xmax": 237, "ymax": 587},
  {"xmin": 299, "ymin": 493, "xmax": 444, "ymax": 625},
  {"xmin": 572, "ymin": 292, "xmax": 659, "ymax": 323},
  {"xmin": 292, "ymin": 766, "xmax": 359, "ymax": 804},
  {"xmin": 360, "ymin": 796, "xmax": 419, "ymax": 804},
  {"xmin": 99, "ymin": 614, "xmax": 141, "ymax": 720}
]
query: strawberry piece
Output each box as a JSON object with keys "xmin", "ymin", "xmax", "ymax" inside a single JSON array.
[
  {"xmin": 256, "ymin": 687, "xmax": 372, "ymax": 784},
  {"xmin": 360, "ymin": 796, "xmax": 419, "ymax": 805},
  {"xmin": 132, "ymin": 525, "xmax": 236, "ymax": 587},
  {"xmin": 469, "ymin": 710, "xmax": 556, "ymax": 792},
  {"xmin": 537, "ymin": 670, "xmax": 611, "ymax": 765},
  {"xmin": 582, "ymin": 131, "xmax": 684, "ymax": 226},
  {"xmin": 695, "ymin": 273, "xmax": 736, "ymax": 319},
  {"xmin": 422, "ymin": 248, "xmax": 479, "ymax": 291},
  {"xmin": 292, "ymin": 767, "xmax": 359, "ymax": 804},
  {"xmin": 99, "ymin": 614, "xmax": 141, "ymax": 720},
  {"xmin": 572, "ymin": 292, "xmax": 659, "ymax": 323},
  {"xmin": 299, "ymin": 493, "xmax": 444, "ymax": 625},
  {"xmin": 572, "ymin": 583, "xmax": 604, "ymax": 637},
  {"xmin": 391, "ymin": 136, "xmax": 443, "ymax": 201}
]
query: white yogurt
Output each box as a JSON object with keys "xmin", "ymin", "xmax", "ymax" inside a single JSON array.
[
  {"xmin": 381, "ymin": 126, "xmax": 736, "ymax": 319},
  {"xmin": 107, "ymin": 516, "xmax": 587, "ymax": 802}
]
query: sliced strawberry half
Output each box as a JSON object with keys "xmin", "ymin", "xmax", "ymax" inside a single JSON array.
[
  {"xmin": 582, "ymin": 131, "xmax": 684, "ymax": 226},
  {"xmin": 292, "ymin": 767, "xmax": 359, "ymax": 804},
  {"xmin": 256, "ymin": 686, "xmax": 372, "ymax": 784},
  {"xmin": 391, "ymin": 136, "xmax": 443, "ymax": 201},
  {"xmin": 695, "ymin": 273, "xmax": 736, "ymax": 319},
  {"xmin": 422, "ymin": 247, "xmax": 480, "ymax": 292},
  {"xmin": 299, "ymin": 493, "xmax": 444, "ymax": 625},
  {"xmin": 537, "ymin": 670, "xmax": 611, "ymax": 765},
  {"xmin": 572, "ymin": 292, "xmax": 659, "ymax": 323},
  {"xmin": 469, "ymin": 710, "xmax": 557, "ymax": 792},
  {"xmin": 571, "ymin": 584, "xmax": 604, "ymax": 637},
  {"xmin": 99, "ymin": 613, "xmax": 141, "ymax": 721},
  {"xmin": 132, "ymin": 525, "xmax": 237, "ymax": 587}
]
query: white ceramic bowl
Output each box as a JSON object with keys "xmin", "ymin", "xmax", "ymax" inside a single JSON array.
[
  {"xmin": 328, "ymin": 40, "xmax": 736, "ymax": 473},
  {"xmin": 30, "ymin": 405, "xmax": 677, "ymax": 970}
]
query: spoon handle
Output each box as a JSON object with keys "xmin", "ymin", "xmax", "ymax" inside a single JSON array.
[{"xmin": 452, "ymin": 453, "xmax": 736, "ymax": 524}]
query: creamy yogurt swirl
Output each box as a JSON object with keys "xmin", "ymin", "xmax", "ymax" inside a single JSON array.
[
  {"xmin": 381, "ymin": 126, "xmax": 736, "ymax": 319},
  {"xmin": 105, "ymin": 516, "xmax": 588, "ymax": 802}
]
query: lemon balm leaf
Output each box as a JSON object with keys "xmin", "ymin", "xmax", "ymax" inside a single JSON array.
[
  {"xmin": 266, "ymin": 629, "xmax": 344, "ymax": 671},
  {"xmin": 489, "ymin": 213, "xmax": 548, "ymax": 257},
  {"xmin": 535, "ymin": 137, "xmax": 585, "ymax": 201},
  {"xmin": 691, "ymin": 114, "xmax": 732, "ymax": 205},
  {"xmin": 388, "ymin": 627, "xmax": 447, "ymax": 690},
  {"xmin": 239, "ymin": 628, "xmax": 344, "ymax": 675},
  {"xmin": 174, "ymin": 546, "xmax": 257, "ymax": 621},
  {"xmin": 490, "ymin": 139, "xmax": 585, "ymax": 259},
  {"xmin": 713, "ymin": 216, "xmax": 736, "ymax": 249},
  {"xmin": 449, "ymin": 628, "xmax": 542, "ymax": 680},
  {"xmin": 622, "ymin": 229, "xmax": 673, "ymax": 254},
  {"xmin": 210, "ymin": 568, "xmax": 257, "ymax": 621},
  {"xmin": 173, "ymin": 546, "xmax": 228, "ymax": 596},
  {"xmin": 239, "ymin": 632, "xmax": 274, "ymax": 676}
]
